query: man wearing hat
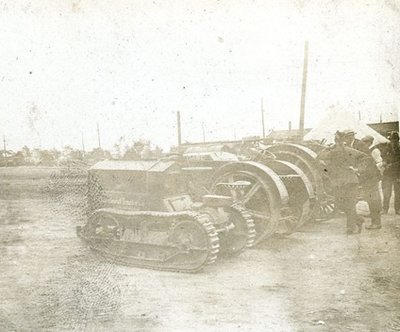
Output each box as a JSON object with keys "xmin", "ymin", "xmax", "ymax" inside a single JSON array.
[
  {"xmin": 317, "ymin": 131, "xmax": 368, "ymax": 234},
  {"xmin": 381, "ymin": 131, "xmax": 400, "ymax": 214},
  {"xmin": 342, "ymin": 129, "xmax": 370, "ymax": 154},
  {"xmin": 361, "ymin": 135, "xmax": 384, "ymax": 175},
  {"xmin": 359, "ymin": 135, "xmax": 383, "ymax": 229},
  {"xmin": 340, "ymin": 130, "xmax": 382, "ymax": 228}
]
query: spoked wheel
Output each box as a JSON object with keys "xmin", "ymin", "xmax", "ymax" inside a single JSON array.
[
  {"xmin": 211, "ymin": 170, "xmax": 280, "ymax": 245},
  {"xmin": 315, "ymin": 174, "xmax": 336, "ymax": 220},
  {"xmin": 317, "ymin": 195, "xmax": 336, "ymax": 221},
  {"xmin": 265, "ymin": 143, "xmax": 322, "ymax": 194},
  {"xmin": 260, "ymin": 160, "xmax": 315, "ymax": 234},
  {"xmin": 265, "ymin": 143, "xmax": 333, "ymax": 221}
]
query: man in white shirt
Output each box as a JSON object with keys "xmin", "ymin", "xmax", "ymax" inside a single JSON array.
[
  {"xmin": 354, "ymin": 135, "xmax": 383, "ymax": 229},
  {"xmin": 361, "ymin": 136, "xmax": 384, "ymax": 175}
]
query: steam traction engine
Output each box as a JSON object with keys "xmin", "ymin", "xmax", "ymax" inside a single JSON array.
[
  {"xmin": 181, "ymin": 146, "xmax": 315, "ymax": 244},
  {"xmin": 77, "ymin": 160, "xmax": 256, "ymax": 273}
]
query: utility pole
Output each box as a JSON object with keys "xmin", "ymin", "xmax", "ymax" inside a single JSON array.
[
  {"xmin": 202, "ymin": 122, "xmax": 206, "ymax": 143},
  {"xmin": 358, "ymin": 111, "xmax": 361, "ymax": 121},
  {"xmin": 234, "ymin": 128, "xmax": 237, "ymax": 140},
  {"xmin": 96, "ymin": 122, "xmax": 101, "ymax": 149},
  {"xmin": 299, "ymin": 40, "xmax": 309, "ymax": 140},
  {"xmin": 380, "ymin": 113, "xmax": 382, "ymax": 123},
  {"xmin": 177, "ymin": 111, "xmax": 182, "ymax": 146},
  {"xmin": 289, "ymin": 121, "xmax": 292, "ymax": 132},
  {"xmin": 81, "ymin": 131, "xmax": 85, "ymax": 155},
  {"xmin": 261, "ymin": 97, "xmax": 266, "ymax": 138},
  {"xmin": 3, "ymin": 135, "xmax": 7, "ymax": 167}
]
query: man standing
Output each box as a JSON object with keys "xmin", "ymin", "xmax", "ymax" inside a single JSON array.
[
  {"xmin": 341, "ymin": 130, "xmax": 382, "ymax": 228},
  {"xmin": 342, "ymin": 130, "xmax": 371, "ymax": 154},
  {"xmin": 357, "ymin": 135, "xmax": 383, "ymax": 229},
  {"xmin": 361, "ymin": 136, "xmax": 384, "ymax": 175},
  {"xmin": 317, "ymin": 131, "xmax": 368, "ymax": 234},
  {"xmin": 381, "ymin": 131, "xmax": 400, "ymax": 215}
]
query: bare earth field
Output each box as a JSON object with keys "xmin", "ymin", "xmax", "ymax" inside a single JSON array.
[{"xmin": 1, "ymin": 167, "xmax": 400, "ymax": 332}]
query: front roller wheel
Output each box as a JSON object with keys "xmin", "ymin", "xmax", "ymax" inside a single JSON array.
[{"xmin": 86, "ymin": 212, "xmax": 122, "ymax": 239}]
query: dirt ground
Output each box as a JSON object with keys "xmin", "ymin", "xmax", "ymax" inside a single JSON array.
[{"xmin": 1, "ymin": 167, "xmax": 400, "ymax": 332}]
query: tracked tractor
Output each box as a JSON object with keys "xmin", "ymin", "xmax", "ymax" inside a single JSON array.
[{"xmin": 77, "ymin": 160, "xmax": 255, "ymax": 273}]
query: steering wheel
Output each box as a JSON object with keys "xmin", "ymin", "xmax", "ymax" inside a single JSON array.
[{"xmin": 248, "ymin": 147, "xmax": 276, "ymax": 163}]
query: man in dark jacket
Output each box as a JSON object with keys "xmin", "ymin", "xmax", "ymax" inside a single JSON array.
[
  {"xmin": 352, "ymin": 135, "xmax": 383, "ymax": 229},
  {"xmin": 381, "ymin": 131, "xmax": 400, "ymax": 214},
  {"xmin": 317, "ymin": 131, "xmax": 368, "ymax": 234},
  {"xmin": 342, "ymin": 130, "xmax": 371, "ymax": 154},
  {"xmin": 342, "ymin": 130, "xmax": 382, "ymax": 228}
]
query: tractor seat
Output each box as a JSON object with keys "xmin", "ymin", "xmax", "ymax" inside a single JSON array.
[{"xmin": 216, "ymin": 180, "xmax": 252, "ymax": 191}]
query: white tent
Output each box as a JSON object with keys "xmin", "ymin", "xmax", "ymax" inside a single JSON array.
[{"xmin": 304, "ymin": 108, "xmax": 389, "ymax": 145}]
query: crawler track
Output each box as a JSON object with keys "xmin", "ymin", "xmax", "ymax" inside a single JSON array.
[{"xmin": 77, "ymin": 209, "xmax": 220, "ymax": 273}]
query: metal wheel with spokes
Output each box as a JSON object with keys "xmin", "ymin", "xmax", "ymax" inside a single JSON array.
[
  {"xmin": 211, "ymin": 169, "xmax": 281, "ymax": 245},
  {"xmin": 265, "ymin": 143, "xmax": 335, "ymax": 221}
]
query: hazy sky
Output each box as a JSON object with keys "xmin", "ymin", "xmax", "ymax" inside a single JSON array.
[{"xmin": 0, "ymin": 0, "xmax": 399, "ymax": 151}]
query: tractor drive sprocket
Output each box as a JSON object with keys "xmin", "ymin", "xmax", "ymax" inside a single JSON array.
[
  {"xmin": 228, "ymin": 203, "xmax": 256, "ymax": 249},
  {"xmin": 208, "ymin": 202, "xmax": 256, "ymax": 255}
]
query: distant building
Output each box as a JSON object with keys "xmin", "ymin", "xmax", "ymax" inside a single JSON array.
[
  {"xmin": 269, "ymin": 128, "xmax": 312, "ymax": 141},
  {"xmin": 175, "ymin": 121, "xmax": 398, "ymax": 152},
  {"xmin": 367, "ymin": 121, "xmax": 399, "ymax": 137}
]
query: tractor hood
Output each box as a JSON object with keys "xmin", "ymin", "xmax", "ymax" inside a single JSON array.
[{"xmin": 90, "ymin": 160, "xmax": 178, "ymax": 173}]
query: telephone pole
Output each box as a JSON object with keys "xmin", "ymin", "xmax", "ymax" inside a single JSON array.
[
  {"xmin": 3, "ymin": 135, "xmax": 7, "ymax": 167},
  {"xmin": 81, "ymin": 131, "xmax": 85, "ymax": 155},
  {"xmin": 202, "ymin": 122, "xmax": 206, "ymax": 143},
  {"xmin": 299, "ymin": 40, "xmax": 309, "ymax": 140},
  {"xmin": 177, "ymin": 111, "xmax": 182, "ymax": 146},
  {"xmin": 96, "ymin": 122, "xmax": 101, "ymax": 149},
  {"xmin": 261, "ymin": 97, "xmax": 266, "ymax": 138}
]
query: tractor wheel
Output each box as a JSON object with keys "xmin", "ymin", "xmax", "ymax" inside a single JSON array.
[{"xmin": 210, "ymin": 163, "xmax": 285, "ymax": 245}]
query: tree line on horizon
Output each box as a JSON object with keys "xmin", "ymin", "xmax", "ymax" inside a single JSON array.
[{"xmin": 0, "ymin": 139, "xmax": 164, "ymax": 167}]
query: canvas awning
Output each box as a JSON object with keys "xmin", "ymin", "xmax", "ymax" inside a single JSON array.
[{"xmin": 304, "ymin": 108, "xmax": 389, "ymax": 145}]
